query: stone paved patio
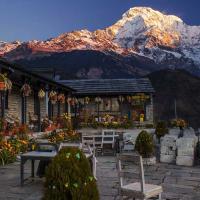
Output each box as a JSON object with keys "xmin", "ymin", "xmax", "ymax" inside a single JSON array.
[{"xmin": 0, "ymin": 157, "xmax": 200, "ymax": 199}]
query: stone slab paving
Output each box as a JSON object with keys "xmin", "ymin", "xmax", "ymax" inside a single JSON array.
[
  {"xmin": 0, "ymin": 157, "xmax": 200, "ymax": 199},
  {"xmin": 97, "ymin": 157, "xmax": 200, "ymax": 200}
]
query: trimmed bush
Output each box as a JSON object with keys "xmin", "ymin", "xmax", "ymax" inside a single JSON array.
[
  {"xmin": 135, "ymin": 130, "xmax": 154, "ymax": 158},
  {"xmin": 155, "ymin": 121, "xmax": 168, "ymax": 139},
  {"xmin": 43, "ymin": 147, "xmax": 99, "ymax": 200}
]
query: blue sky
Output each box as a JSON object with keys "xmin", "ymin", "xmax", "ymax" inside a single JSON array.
[{"xmin": 0, "ymin": 0, "xmax": 199, "ymax": 42}]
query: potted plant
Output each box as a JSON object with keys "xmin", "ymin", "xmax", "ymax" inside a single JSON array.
[
  {"xmin": 0, "ymin": 73, "xmax": 12, "ymax": 91},
  {"xmin": 135, "ymin": 130, "xmax": 156, "ymax": 165}
]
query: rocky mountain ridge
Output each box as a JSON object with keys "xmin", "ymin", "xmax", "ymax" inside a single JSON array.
[{"xmin": 1, "ymin": 7, "xmax": 200, "ymax": 77}]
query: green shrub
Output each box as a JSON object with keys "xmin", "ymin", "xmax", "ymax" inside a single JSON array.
[
  {"xmin": 43, "ymin": 147, "xmax": 99, "ymax": 200},
  {"xmin": 155, "ymin": 121, "xmax": 168, "ymax": 139},
  {"xmin": 135, "ymin": 130, "xmax": 154, "ymax": 158}
]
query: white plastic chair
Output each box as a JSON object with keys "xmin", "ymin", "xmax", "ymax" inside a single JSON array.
[
  {"xmin": 102, "ymin": 129, "xmax": 116, "ymax": 148},
  {"xmin": 117, "ymin": 153, "xmax": 162, "ymax": 200}
]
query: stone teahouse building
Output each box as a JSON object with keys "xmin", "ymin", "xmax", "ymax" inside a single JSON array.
[{"xmin": 0, "ymin": 59, "xmax": 155, "ymax": 130}]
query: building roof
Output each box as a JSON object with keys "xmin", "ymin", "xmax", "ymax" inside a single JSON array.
[
  {"xmin": 59, "ymin": 78, "xmax": 155, "ymax": 95},
  {"xmin": 0, "ymin": 58, "xmax": 75, "ymax": 92}
]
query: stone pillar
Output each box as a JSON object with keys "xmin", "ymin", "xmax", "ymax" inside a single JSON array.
[
  {"xmin": 21, "ymin": 95, "xmax": 27, "ymax": 124},
  {"xmin": 145, "ymin": 94, "xmax": 153, "ymax": 123},
  {"xmin": 45, "ymin": 85, "xmax": 49, "ymax": 117},
  {"xmin": 68, "ymin": 101, "xmax": 71, "ymax": 115},
  {"xmin": 1, "ymin": 91, "xmax": 5, "ymax": 118}
]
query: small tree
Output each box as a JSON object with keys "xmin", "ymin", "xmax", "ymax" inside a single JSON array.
[
  {"xmin": 135, "ymin": 130, "xmax": 154, "ymax": 158},
  {"xmin": 43, "ymin": 147, "xmax": 99, "ymax": 200},
  {"xmin": 155, "ymin": 121, "xmax": 168, "ymax": 139}
]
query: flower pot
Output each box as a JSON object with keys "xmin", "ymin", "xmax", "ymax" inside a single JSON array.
[{"xmin": 0, "ymin": 82, "xmax": 6, "ymax": 91}]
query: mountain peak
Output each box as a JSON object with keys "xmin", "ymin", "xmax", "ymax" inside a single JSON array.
[
  {"xmin": 108, "ymin": 6, "xmax": 183, "ymax": 39},
  {"xmin": 123, "ymin": 7, "xmax": 182, "ymax": 23}
]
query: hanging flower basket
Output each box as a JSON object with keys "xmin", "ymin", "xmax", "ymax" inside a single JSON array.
[
  {"xmin": 38, "ymin": 89, "xmax": 45, "ymax": 99},
  {"xmin": 66, "ymin": 97, "xmax": 71, "ymax": 104},
  {"xmin": 118, "ymin": 95, "xmax": 124, "ymax": 103},
  {"xmin": 131, "ymin": 93, "xmax": 150, "ymax": 104},
  {"xmin": 21, "ymin": 83, "xmax": 31, "ymax": 97},
  {"xmin": 70, "ymin": 97, "xmax": 78, "ymax": 106},
  {"xmin": 127, "ymin": 96, "xmax": 132, "ymax": 103},
  {"xmin": 57, "ymin": 93, "xmax": 65, "ymax": 104},
  {"xmin": 0, "ymin": 81, "xmax": 6, "ymax": 91},
  {"xmin": 0, "ymin": 73, "xmax": 12, "ymax": 91},
  {"xmin": 78, "ymin": 98, "xmax": 84, "ymax": 105},
  {"xmin": 84, "ymin": 97, "xmax": 90, "ymax": 104},
  {"xmin": 95, "ymin": 97, "xmax": 102, "ymax": 104},
  {"xmin": 49, "ymin": 91, "xmax": 57, "ymax": 104}
]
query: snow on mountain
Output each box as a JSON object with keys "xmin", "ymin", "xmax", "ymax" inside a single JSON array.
[
  {"xmin": 107, "ymin": 7, "xmax": 200, "ymax": 64},
  {"xmin": 0, "ymin": 40, "xmax": 21, "ymax": 56},
  {"xmin": 1, "ymin": 7, "xmax": 200, "ymax": 72}
]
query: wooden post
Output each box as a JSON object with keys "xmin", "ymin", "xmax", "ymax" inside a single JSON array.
[
  {"xmin": 1, "ymin": 91, "xmax": 5, "ymax": 118},
  {"xmin": 74, "ymin": 104, "xmax": 77, "ymax": 118},
  {"xmin": 45, "ymin": 85, "xmax": 49, "ymax": 117},
  {"xmin": 21, "ymin": 95, "xmax": 26, "ymax": 124},
  {"xmin": 57, "ymin": 101, "xmax": 60, "ymax": 116},
  {"xmin": 68, "ymin": 100, "xmax": 71, "ymax": 115},
  {"xmin": 38, "ymin": 99, "xmax": 41, "ymax": 131},
  {"xmin": 48, "ymin": 100, "xmax": 52, "ymax": 120},
  {"xmin": 34, "ymin": 90, "xmax": 41, "ymax": 131},
  {"xmin": 97, "ymin": 102, "xmax": 100, "ymax": 122},
  {"xmin": 65, "ymin": 96, "xmax": 68, "ymax": 113}
]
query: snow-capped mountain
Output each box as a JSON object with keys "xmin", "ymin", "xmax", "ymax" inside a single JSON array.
[
  {"xmin": 0, "ymin": 40, "xmax": 21, "ymax": 57},
  {"xmin": 1, "ymin": 7, "xmax": 200, "ymax": 77},
  {"xmin": 107, "ymin": 7, "xmax": 200, "ymax": 65}
]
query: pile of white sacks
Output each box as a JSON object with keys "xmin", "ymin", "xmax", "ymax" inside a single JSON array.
[
  {"xmin": 160, "ymin": 128, "xmax": 179, "ymax": 164},
  {"xmin": 160, "ymin": 128, "xmax": 198, "ymax": 166}
]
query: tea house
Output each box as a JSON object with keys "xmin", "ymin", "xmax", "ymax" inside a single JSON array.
[
  {"xmin": 0, "ymin": 59, "xmax": 74, "ymax": 131},
  {"xmin": 59, "ymin": 79, "xmax": 155, "ymax": 128}
]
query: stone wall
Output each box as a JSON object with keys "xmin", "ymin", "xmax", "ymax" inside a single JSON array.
[
  {"xmin": 60, "ymin": 103, "xmax": 65, "ymax": 114},
  {"xmin": 4, "ymin": 87, "xmax": 68, "ymax": 125},
  {"xmin": 6, "ymin": 87, "xmax": 22, "ymax": 123},
  {"xmin": 40, "ymin": 98, "xmax": 47, "ymax": 119}
]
